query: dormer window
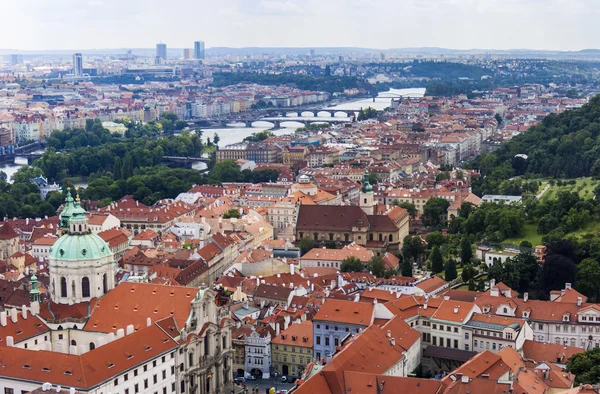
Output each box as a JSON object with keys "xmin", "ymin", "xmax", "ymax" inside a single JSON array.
[
  {"xmin": 503, "ymin": 308, "xmax": 508, "ymax": 314},
  {"xmin": 563, "ymin": 315, "xmax": 570, "ymax": 322},
  {"xmin": 582, "ymin": 316, "xmax": 587, "ymax": 321}
]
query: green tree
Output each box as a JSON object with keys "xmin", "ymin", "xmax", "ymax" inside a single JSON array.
[
  {"xmin": 468, "ymin": 278, "xmax": 476, "ymax": 291},
  {"xmin": 576, "ymin": 259, "xmax": 600, "ymax": 303},
  {"xmin": 422, "ymin": 198, "xmax": 450, "ymax": 229},
  {"xmin": 460, "ymin": 236, "xmax": 473, "ymax": 264},
  {"xmin": 368, "ymin": 256, "xmax": 386, "ymax": 278},
  {"xmin": 401, "ymin": 257, "xmax": 413, "ymax": 277},
  {"xmin": 340, "ymin": 256, "xmax": 364, "ymax": 272},
  {"xmin": 299, "ymin": 238, "xmax": 315, "ymax": 256},
  {"xmin": 209, "ymin": 160, "xmax": 242, "ymax": 183},
  {"xmin": 402, "ymin": 235, "xmax": 425, "ymax": 264},
  {"xmin": 223, "ymin": 208, "xmax": 241, "ymax": 219},
  {"xmin": 113, "ymin": 156, "xmax": 122, "ymax": 180},
  {"xmin": 444, "ymin": 258, "xmax": 458, "ymax": 281},
  {"xmin": 566, "ymin": 347, "xmax": 600, "ymax": 384},
  {"xmin": 462, "ymin": 264, "xmax": 477, "ymax": 282},
  {"xmin": 425, "ymin": 231, "xmax": 445, "ymax": 249},
  {"xmin": 122, "ymin": 154, "xmax": 134, "ymax": 179},
  {"xmin": 430, "ymin": 246, "xmax": 444, "ymax": 274}
]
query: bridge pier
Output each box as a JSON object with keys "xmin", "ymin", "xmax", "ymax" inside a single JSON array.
[{"xmin": 245, "ymin": 120, "xmax": 253, "ymax": 128}]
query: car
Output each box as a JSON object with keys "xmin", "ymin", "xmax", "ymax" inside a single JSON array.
[
  {"xmin": 281, "ymin": 376, "xmax": 288, "ymax": 383},
  {"xmin": 277, "ymin": 391, "xmax": 288, "ymax": 394},
  {"xmin": 234, "ymin": 377, "xmax": 245, "ymax": 385},
  {"xmin": 246, "ymin": 375, "xmax": 257, "ymax": 381}
]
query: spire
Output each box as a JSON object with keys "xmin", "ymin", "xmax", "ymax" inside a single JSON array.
[{"xmin": 362, "ymin": 169, "xmax": 373, "ymax": 194}]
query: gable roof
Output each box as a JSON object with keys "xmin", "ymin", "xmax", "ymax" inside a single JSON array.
[
  {"xmin": 313, "ymin": 299, "xmax": 374, "ymax": 326},
  {"xmin": 83, "ymin": 282, "xmax": 199, "ymax": 333},
  {"xmin": 0, "ymin": 320, "xmax": 178, "ymax": 390}
]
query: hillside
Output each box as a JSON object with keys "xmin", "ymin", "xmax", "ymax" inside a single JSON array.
[{"xmin": 471, "ymin": 94, "xmax": 600, "ymax": 195}]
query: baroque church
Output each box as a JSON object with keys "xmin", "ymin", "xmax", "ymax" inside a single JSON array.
[{"xmin": 0, "ymin": 190, "xmax": 233, "ymax": 394}]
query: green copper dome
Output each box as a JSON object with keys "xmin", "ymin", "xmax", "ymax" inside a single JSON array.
[
  {"xmin": 50, "ymin": 190, "xmax": 112, "ymax": 262},
  {"xmin": 49, "ymin": 232, "xmax": 112, "ymax": 261}
]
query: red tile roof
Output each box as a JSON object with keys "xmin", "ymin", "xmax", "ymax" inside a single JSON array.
[{"xmin": 83, "ymin": 283, "xmax": 199, "ymax": 333}]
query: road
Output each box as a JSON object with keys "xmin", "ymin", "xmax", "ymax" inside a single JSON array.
[
  {"xmin": 536, "ymin": 183, "xmax": 551, "ymax": 200},
  {"xmin": 233, "ymin": 379, "xmax": 295, "ymax": 394}
]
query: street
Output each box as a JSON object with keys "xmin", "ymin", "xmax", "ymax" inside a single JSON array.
[{"xmin": 233, "ymin": 378, "xmax": 295, "ymax": 394}]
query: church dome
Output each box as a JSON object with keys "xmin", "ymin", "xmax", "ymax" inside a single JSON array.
[{"xmin": 49, "ymin": 232, "xmax": 112, "ymax": 262}]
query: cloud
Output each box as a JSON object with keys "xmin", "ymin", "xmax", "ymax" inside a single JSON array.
[{"xmin": 1, "ymin": 0, "xmax": 600, "ymax": 50}]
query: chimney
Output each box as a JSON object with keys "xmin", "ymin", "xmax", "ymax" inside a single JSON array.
[
  {"xmin": 577, "ymin": 297, "xmax": 582, "ymax": 307},
  {"xmin": 490, "ymin": 288, "xmax": 499, "ymax": 297},
  {"xmin": 290, "ymin": 264, "xmax": 295, "ymax": 276},
  {"xmin": 490, "ymin": 279, "xmax": 496, "ymax": 288},
  {"xmin": 373, "ymin": 298, "xmax": 378, "ymax": 305},
  {"xmin": 524, "ymin": 292, "xmax": 529, "ymax": 302},
  {"xmin": 386, "ymin": 330, "xmax": 391, "ymax": 338},
  {"xmin": 561, "ymin": 289, "xmax": 565, "ymax": 297},
  {"xmin": 21, "ymin": 305, "xmax": 27, "ymax": 320},
  {"xmin": 70, "ymin": 388, "xmax": 76, "ymax": 394},
  {"xmin": 390, "ymin": 338, "xmax": 395, "ymax": 346},
  {"xmin": 6, "ymin": 336, "xmax": 14, "ymax": 347},
  {"xmin": 290, "ymin": 282, "xmax": 294, "ymax": 289},
  {"xmin": 461, "ymin": 375, "xmax": 469, "ymax": 384},
  {"xmin": 566, "ymin": 283, "xmax": 572, "ymax": 290},
  {"xmin": 454, "ymin": 306, "xmax": 459, "ymax": 314},
  {"xmin": 423, "ymin": 303, "xmax": 428, "ymax": 310},
  {"xmin": 276, "ymin": 323, "xmax": 280, "ymax": 336},
  {"xmin": 10, "ymin": 308, "xmax": 17, "ymax": 323},
  {"xmin": 0, "ymin": 312, "xmax": 7, "ymax": 327},
  {"xmin": 117, "ymin": 328, "xmax": 125, "ymax": 338},
  {"xmin": 146, "ymin": 317, "xmax": 152, "ymax": 327}
]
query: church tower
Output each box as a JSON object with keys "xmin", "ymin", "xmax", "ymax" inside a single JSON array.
[
  {"xmin": 48, "ymin": 190, "xmax": 115, "ymax": 305},
  {"xmin": 360, "ymin": 169, "xmax": 375, "ymax": 215}
]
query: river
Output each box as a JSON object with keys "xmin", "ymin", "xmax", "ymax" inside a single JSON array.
[{"xmin": 1, "ymin": 89, "xmax": 424, "ymax": 183}]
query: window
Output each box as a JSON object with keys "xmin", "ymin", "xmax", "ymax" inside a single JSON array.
[
  {"xmin": 432, "ymin": 336, "xmax": 437, "ymax": 346},
  {"xmin": 506, "ymin": 332, "xmax": 513, "ymax": 340},
  {"xmin": 316, "ymin": 336, "xmax": 321, "ymax": 345},
  {"xmin": 465, "ymin": 344, "xmax": 469, "ymax": 351},
  {"xmin": 474, "ymin": 340, "xmax": 478, "ymax": 347},
  {"xmin": 124, "ymin": 373, "xmax": 128, "ymax": 381},
  {"xmin": 538, "ymin": 324, "xmax": 544, "ymax": 330},
  {"xmin": 144, "ymin": 380, "xmax": 149, "ymax": 389},
  {"xmin": 60, "ymin": 277, "xmax": 67, "ymax": 298},
  {"xmin": 446, "ymin": 338, "xmax": 451, "ymax": 348},
  {"xmin": 162, "ymin": 370, "xmax": 166, "ymax": 380},
  {"xmin": 454, "ymin": 327, "xmax": 458, "ymax": 333},
  {"xmin": 114, "ymin": 379, "xmax": 118, "ymax": 386},
  {"xmin": 134, "ymin": 384, "xmax": 139, "ymax": 394},
  {"xmin": 464, "ymin": 333, "xmax": 469, "ymax": 340},
  {"xmin": 153, "ymin": 375, "xmax": 158, "ymax": 384},
  {"xmin": 82, "ymin": 277, "xmax": 90, "ymax": 298},
  {"xmin": 134, "ymin": 369, "xmax": 138, "ymax": 377},
  {"xmin": 325, "ymin": 337, "xmax": 329, "ymax": 346},
  {"xmin": 6, "ymin": 389, "xmax": 14, "ymax": 394}
]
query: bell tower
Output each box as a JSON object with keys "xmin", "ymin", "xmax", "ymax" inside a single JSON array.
[{"xmin": 360, "ymin": 169, "xmax": 375, "ymax": 215}]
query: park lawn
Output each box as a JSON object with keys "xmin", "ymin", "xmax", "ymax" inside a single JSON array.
[
  {"xmin": 567, "ymin": 220, "xmax": 600, "ymax": 238},
  {"xmin": 504, "ymin": 223, "xmax": 543, "ymax": 246},
  {"xmin": 541, "ymin": 177, "xmax": 599, "ymax": 201}
]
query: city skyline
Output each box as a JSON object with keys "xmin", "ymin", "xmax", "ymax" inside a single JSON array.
[{"xmin": 2, "ymin": 0, "xmax": 599, "ymax": 52}]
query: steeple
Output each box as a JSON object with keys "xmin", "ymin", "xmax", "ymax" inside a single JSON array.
[
  {"xmin": 362, "ymin": 169, "xmax": 373, "ymax": 194},
  {"xmin": 59, "ymin": 188, "xmax": 76, "ymax": 230}
]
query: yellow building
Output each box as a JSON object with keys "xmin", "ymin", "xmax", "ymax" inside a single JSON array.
[{"xmin": 271, "ymin": 322, "xmax": 313, "ymax": 379}]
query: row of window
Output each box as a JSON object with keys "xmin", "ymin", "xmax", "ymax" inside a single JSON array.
[
  {"xmin": 432, "ymin": 324, "xmax": 459, "ymax": 333},
  {"xmin": 315, "ymin": 336, "xmax": 340, "ymax": 347},
  {"xmin": 273, "ymin": 354, "xmax": 306, "ymax": 364},
  {"xmin": 114, "ymin": 353, "xmax": 174, "ymax": 387}
]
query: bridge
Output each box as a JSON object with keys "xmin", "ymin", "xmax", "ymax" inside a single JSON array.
[{"xmin": 162, "ymin": 156, "xmax": 211, "ymax": 164}]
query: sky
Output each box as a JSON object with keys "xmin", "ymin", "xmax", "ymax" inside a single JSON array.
[{"xmin": 2, "ymin": 0, "xmax": 599, "ymax": 51}]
